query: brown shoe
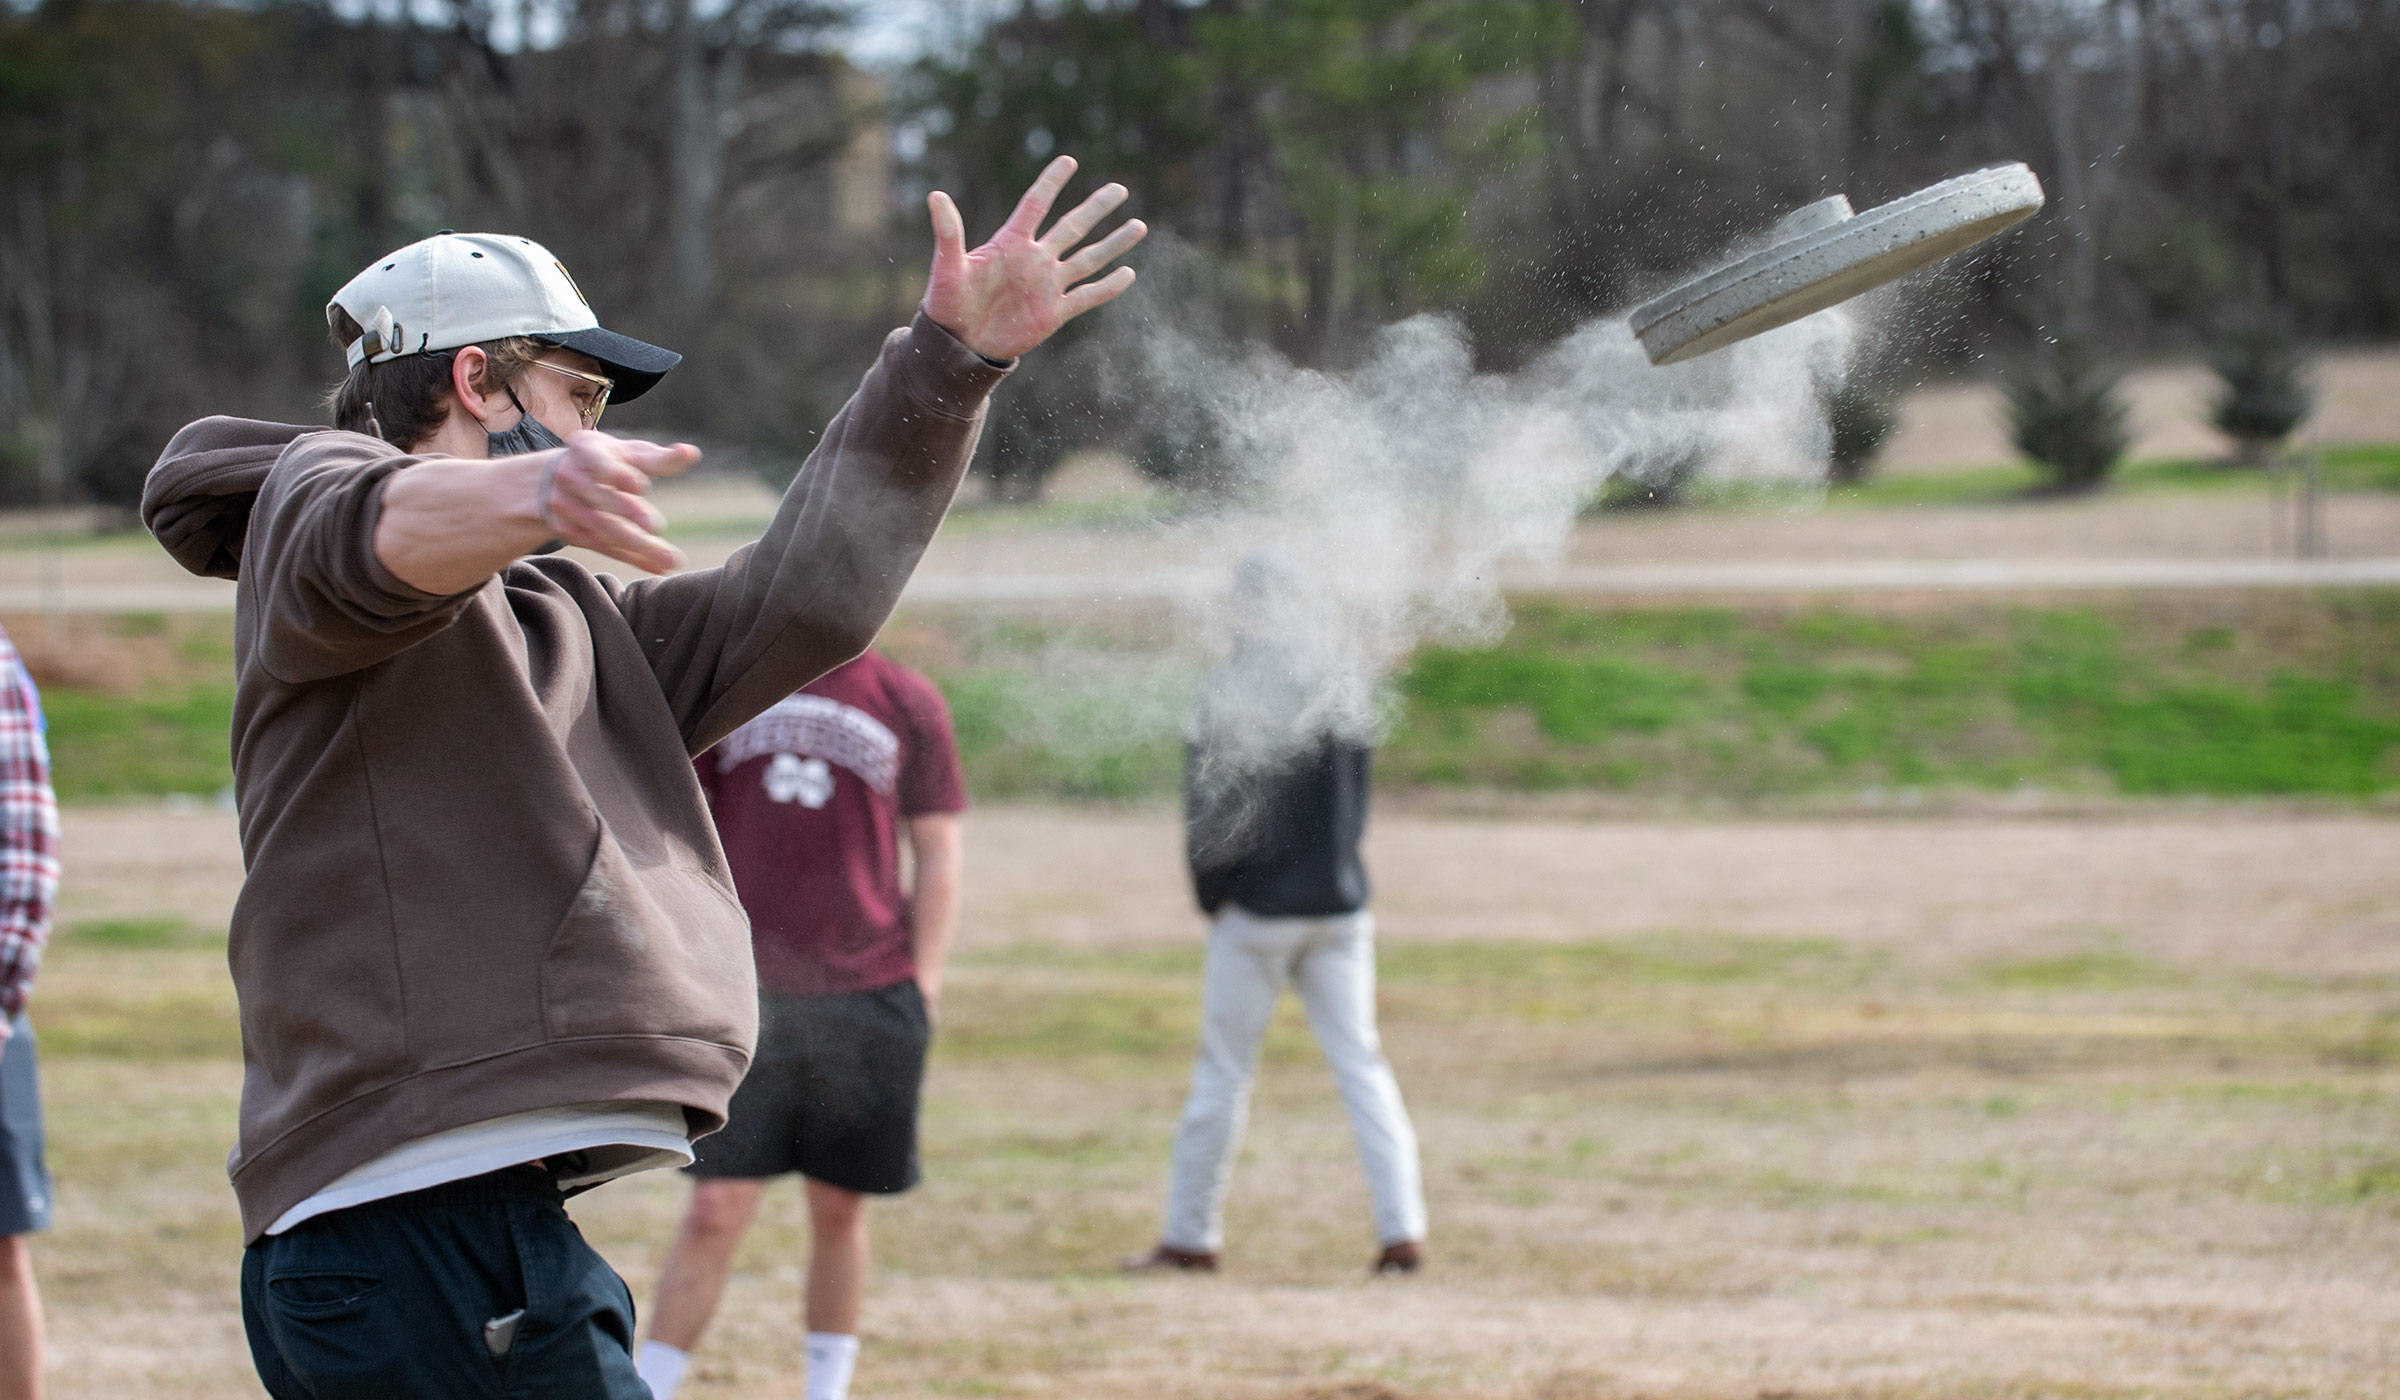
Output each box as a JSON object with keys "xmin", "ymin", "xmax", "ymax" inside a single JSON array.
[
  {"xmin": 1120, "ymin": 1243, "xmax": 1219, "ymax": 1273},
  {"xmin": 1372, "ymin": 1240, "xmax": 1423, "ymax": 1275}
]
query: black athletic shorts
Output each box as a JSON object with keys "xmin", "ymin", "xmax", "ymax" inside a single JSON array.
[
  {"xmin": 688, "ymin": 981, "xmax": 929, "ymax": 1194},
  {"xmin": 0, "ymin": 1013, "xmax": 51, "ymax": 1237}
]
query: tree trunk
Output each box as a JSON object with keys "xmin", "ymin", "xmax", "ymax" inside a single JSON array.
[{"xmin": 668, "ymin": 0, "xmax": 737, "ymax": 346}]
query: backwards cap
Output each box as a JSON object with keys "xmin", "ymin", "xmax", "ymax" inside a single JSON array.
[{"xmin": 327, "ymin": 232, "xmax": 680, "ymax": 403}]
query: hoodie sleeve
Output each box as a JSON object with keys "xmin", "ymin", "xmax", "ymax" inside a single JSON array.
[
  {"xmin": 243, "ymin": 434, "xmax": 482, "ymax": 684},
  {"xmin": 143, "ymin": 417, "xmax": 318, "ymax": 580},
  {"xmin": 613, "ymin": 312, "xmax": 1008, "ymax": 754}
]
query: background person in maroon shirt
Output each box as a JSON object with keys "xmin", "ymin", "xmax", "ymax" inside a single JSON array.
[{"xmin": 637, "ymin": 649, "xmax": 966, "ymax": 1400}]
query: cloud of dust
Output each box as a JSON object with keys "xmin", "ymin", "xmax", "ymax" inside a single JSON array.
[
  {"xmin": 1127, "ymin": 280, "xmax": 1859, "ymax": 795},
  {"xmin": 975, "ymin": 242, "xmax": 1867, "ymax": 820}
]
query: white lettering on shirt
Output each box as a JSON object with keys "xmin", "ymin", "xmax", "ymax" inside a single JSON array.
[{"xmin": 719, "ymin": 694, "xmax": 900, "ymax": 797}]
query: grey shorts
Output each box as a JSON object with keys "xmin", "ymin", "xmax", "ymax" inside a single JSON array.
[
  {"xmin": 688, "ymin": 982, "xmax": 929, "ymax": 1195},
  {"xmin": 0, "ymin": 1013, "xmax": 52, "ymax": 1236}
]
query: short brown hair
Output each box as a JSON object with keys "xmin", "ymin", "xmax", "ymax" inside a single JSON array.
[{"xmin": 324, "ymin": 307, "xmax": 546, "ymax": 449}]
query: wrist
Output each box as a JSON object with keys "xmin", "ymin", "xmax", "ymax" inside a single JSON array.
[
  {"xmin": 502, "ymin": 451, "xmax": 562, "ymax": 540},
  {"xmin": 919, "ymin": 301, "xmax": 1016, "ymax": 366},
  {"xmin": 531, "ymin": 450, "xmax": 566, "ymax": 535}
]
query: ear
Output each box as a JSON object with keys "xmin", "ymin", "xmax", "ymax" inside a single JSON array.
[{"xmin": 450, "ymin": 346, "xmax": 501, "ymax": 426}]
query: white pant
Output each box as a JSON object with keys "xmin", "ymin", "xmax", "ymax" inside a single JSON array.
[{"xmin": 1161, "ymin": 905, "xmax": 1427, "ymax": 1251}]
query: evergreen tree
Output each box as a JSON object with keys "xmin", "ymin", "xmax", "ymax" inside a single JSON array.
[
  {"xmin": 2006, "ymin": 333, "xmax": 2131, "ymax": 492},
  {"xmin": 2208, "ymin": 316, "xmax": 2314, "ymax": 466},
  {"xmin": 1825, "ymin": 380, "xmax": 1898, "ymax": 484}
]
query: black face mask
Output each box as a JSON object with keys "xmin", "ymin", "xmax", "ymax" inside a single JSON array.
[
  {"xmin": 486, "ymin": 385, "xmax": 569, "ymax": 458},
  {"xmin": 489, "ymin": 386, "xmax": 569, "ymax": 555}
]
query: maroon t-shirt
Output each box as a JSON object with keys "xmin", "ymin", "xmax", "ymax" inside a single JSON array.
[{"xmin": 697, "ymin": 651, "xmax": 966, "ymax": 997}]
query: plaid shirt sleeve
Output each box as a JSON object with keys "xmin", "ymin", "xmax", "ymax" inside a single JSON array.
[{"xmin": 0, "ymin": 631, "xmax": 59, "ymax": 1038}]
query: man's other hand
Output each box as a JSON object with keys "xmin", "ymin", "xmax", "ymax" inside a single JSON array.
[
  {"xmin": 541, "ymin": 432, "xmax": 701, "ymax": 576},
  {"xmin": 924, "ymin": 155, "xmax": 1148, "ymax": 362}
]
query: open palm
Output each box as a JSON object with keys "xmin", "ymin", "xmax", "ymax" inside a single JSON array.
[{"xmin": 924, "ymin": 155, "xmax": 1148, "ymax": 362}]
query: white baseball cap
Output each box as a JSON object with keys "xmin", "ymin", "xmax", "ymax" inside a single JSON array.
[{"xmin": 327, "ymin": 232, "xmax": 681, "ymax": 403}]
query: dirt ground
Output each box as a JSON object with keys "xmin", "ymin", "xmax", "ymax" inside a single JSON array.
[{"xmin": 32, "ymin": 801, "xmax": 2400, "ymax": 1398}]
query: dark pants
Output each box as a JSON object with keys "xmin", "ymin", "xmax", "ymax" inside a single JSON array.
[{"xmin": 241, "ymin": 1166, "xmax": 649, "ymax": 1400}]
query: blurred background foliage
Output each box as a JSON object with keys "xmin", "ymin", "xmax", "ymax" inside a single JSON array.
[{"xmin": 4, "ymin": 0, "xmax": 2397, "ymax": 504}]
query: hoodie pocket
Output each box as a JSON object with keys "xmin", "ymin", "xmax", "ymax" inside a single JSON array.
[{"xmin": 539, "ymin": 831, "xmax": 756, "ymax": 1049}]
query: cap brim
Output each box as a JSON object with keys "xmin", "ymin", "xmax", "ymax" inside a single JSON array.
[{"xmin": 536, "ymin": 326, "xmax": 682, "ymax": 404}]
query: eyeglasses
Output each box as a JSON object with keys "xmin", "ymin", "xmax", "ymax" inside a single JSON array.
[{"xmin": 528, "ymin": 359, "xmax": 614, "ymax": 429}]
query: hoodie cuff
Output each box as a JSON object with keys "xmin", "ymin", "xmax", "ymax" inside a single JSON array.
[
  {"xmin": 901, "ymin": 310, "xmax": 1014, "ymax": 420},
  {"xmin": 357, "ymin": 458, "xmax": 489, "ymax": 610}
]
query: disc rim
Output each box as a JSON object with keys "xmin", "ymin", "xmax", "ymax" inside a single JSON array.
[{"xmin": 1631, "ymin": 163, "xmax": 2045, "ymax": 365}]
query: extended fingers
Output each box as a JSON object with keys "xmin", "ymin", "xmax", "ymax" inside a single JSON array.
[
  {"xmin": 928, "ymin": 191, "xmax": 968, "ymax": 265},
  {"xmin": 1059, "ymin": 219, "xmax": 1148, "ymax": 284},
  {"xmin": 569, "ymin": 483, "xmax": 665, "ymax": 536},
  {"xmin": 617, "ymin": 439, "xmax": 703, "ymax": 479},
  {"xmin": 557, "ymin": 452, "xmax": 666, "ymax": 532},
  {"xmin": 997, "ymin": 155, "xmax": 1078, "ymax": 240},
  {"xmin": 555, "ymin": 494, "xmax": 683, "ymax": 573},
  {"xmin": 1039, "ymin": 182, "xmax": 1129, "ymax": 255},
  {"xmin": 1060, "ymin": 265, "xmax": 1138, "ymax": 319}
]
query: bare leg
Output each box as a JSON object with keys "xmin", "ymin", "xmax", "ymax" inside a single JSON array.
[
  {"xmin": 646, "ymin": 1178, "xmax": 766, "ymax": 1351},
  {"xmin": 0, "ymin": 1234, "xmax": 41, "ymax": 1400},
  {"xmin": 802, "ymin": 1178, "xmax": 868, "ymax": 1336}
]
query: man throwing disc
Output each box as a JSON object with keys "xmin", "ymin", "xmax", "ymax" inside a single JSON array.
[{"xmin": 139, "ymin": 156, "xmax": 1141, "ymax": 1399}]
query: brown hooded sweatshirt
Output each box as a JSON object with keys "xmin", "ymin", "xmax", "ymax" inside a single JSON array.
[{"xmin": 142, "ymin": 313, "xmax": 1006, "ymax": 1242}]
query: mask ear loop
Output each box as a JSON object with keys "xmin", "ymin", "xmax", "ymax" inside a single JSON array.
[
  {"xmin": 506, "ymin": 383, "xmax": 569, "ymax": 544},
  {"xmin": 365, "ymin": 400, "xmax": 386, "ymax": 443}
]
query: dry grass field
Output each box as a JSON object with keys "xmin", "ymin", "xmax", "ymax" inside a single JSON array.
[{"xmin": 30, "ymin": 803, "xmax": 2400, "ymax": 1398}]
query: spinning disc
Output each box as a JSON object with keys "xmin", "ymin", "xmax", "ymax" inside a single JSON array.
[{"xmin": 1630, "ymin": 163, "xmax": 2046, "ymax": 366}]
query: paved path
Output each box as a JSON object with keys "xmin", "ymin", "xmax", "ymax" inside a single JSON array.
[
  {"xmin": 7, "ymin": 556, "xmax": 2397, "ymax": 613},
  {"xmin": 893, "ymin": 556, "xmax": 2400, "ymax": 604}
]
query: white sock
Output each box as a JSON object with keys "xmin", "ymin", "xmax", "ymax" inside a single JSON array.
[
  {"xmin": 635, "ymin": 1339, "xmax": 691, "ymax": 1399},
  {"xmin": 804, "ymin": 1332, "xmax": 861, "ymax": 1400}
]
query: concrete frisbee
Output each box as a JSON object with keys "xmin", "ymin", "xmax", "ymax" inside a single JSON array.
[{"xmin": 1630, "ymin": 162, "xmax": 2046, "ymax": 365}]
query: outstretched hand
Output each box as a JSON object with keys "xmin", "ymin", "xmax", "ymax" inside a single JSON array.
[
  {"xmin": 924, "ymin": 156, "xmax": 1148, "ymax": 362},
  {"xmin": 374, "ymin": 433, "xmax": 700, "ymax": 596},
  {"xmin": 538, "ymin": 432, "xmax": 701, "ymax": 576}
]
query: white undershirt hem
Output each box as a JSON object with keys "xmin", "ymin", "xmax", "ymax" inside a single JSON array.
[{"xmin": 265, "ymin": 1101, "xmax": 693, "ymax": 1235}]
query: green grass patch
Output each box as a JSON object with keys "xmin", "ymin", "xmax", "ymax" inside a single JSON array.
[
  {"xmin": 28, "ymin": 585, "xmax": 2400, "ymax": 806},
  {"xmin": 2322, "ymin": 443, "xmax": 2400, "ymax": 491},
  {"xmin": 939, "ymin": 669, "xmax": 1182, "ymax": 800},
  {"xmin": 41, "ymin": 683, "xmax": 233, "ymax": 801},
  {"xmin": 941, "ymin": 935, "xmax": 1882, "ymax": 1065},
  {"xmin": 1974, "ymin": 949, "xmax": 2189, "ymax": 992},
  {"xmin": 35, "ymin": 989, "xmax": 241, "ymax": 1060},
  {"xmin": 30, "ymin": 948, "xmax": 243, "ymax": 1061},
  {"xmin": 63, "ymin": 916, "xmax": 213, "ymax": 949},
  {"xmin": 1383, "ymin": 594, "xmax": 2400, "ymax": 798},
  {"xmin": 1378, "ymin": 935, "xmax": 1861, "ymax": 990},
  {"xmin": 1832, "ymin": 443, "xmax": 2400, "ymax": 506}
]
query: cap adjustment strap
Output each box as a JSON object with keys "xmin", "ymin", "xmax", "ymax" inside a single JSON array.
[{"xmin": 346, "ymin": 305, "xmax": 405, "ymax": 369}]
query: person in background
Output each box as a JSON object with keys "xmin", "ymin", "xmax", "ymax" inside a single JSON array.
[
  {"xmin": 637, "ymin": 648, "xmax": 966, "ymax": 1400},
  {"xmin": 1124, "ymin": 556, "xmax": 1427, "ymax": 1276},
  {"xmin": 0, "ymin": 624, "xmax": 61, "ymax": 1400}
]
